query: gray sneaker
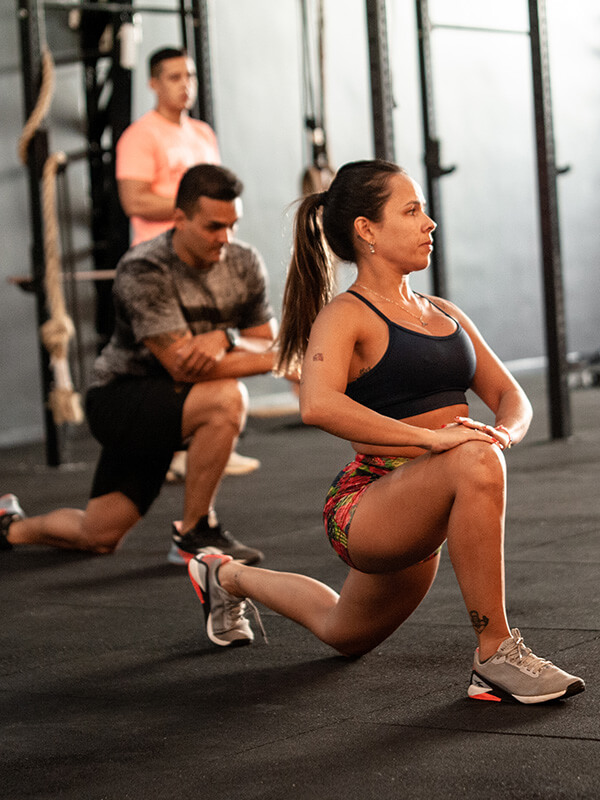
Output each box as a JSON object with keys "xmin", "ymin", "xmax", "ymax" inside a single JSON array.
[
  {"xmin": 188, "ymin": 553, "xmax": 266, "ymax": 647},
  {"xmin": 469, "ymin": 628, "xmax": 585, "ymax": 704}
]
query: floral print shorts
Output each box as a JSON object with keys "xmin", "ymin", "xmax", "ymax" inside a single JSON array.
[{"xmin": 323, "ymin": 453, "xmax": 442, "ymax": 570}]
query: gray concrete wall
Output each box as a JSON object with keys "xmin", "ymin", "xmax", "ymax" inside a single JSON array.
[
  {"xmin": 1, "ymin": 0, "xmax": 599, "ymax": 446},
  {"xmin": 1, "ymin": 2, "xmax": 42, "ymax": 445}
]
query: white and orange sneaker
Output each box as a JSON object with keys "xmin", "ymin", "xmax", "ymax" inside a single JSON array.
[
  {"xmin": 468, "ymin": 629, "xmax": 585, "ymax": 704},
  {"xmin": 188, "ymin": 553, "xmax": 266, "ymax": 647}
]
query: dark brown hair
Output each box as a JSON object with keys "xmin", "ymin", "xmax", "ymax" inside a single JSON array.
[{"xmin": 277, "ymin": 159, "xmax": 404, "ymax": 373}]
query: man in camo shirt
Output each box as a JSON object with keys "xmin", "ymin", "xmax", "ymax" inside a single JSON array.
[{"xmin": 2, "ymin": 165, "xmax": 279, "ymax": 565}]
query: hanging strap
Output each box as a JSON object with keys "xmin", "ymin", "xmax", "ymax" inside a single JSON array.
[{"xmin": 300, "ymin": 0, "xmax": 333, "ymax": 174}]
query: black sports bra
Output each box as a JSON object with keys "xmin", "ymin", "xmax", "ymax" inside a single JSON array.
[{"xmin": 344, "ymin": 290, "xmax": 477, "ymax": 419}]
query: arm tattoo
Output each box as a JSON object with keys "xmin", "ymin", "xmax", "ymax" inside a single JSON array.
[
  {"xmin": 358, "ymin": 365, "xmax": 372, "ymax": 377},
  {"xmin": 469, "ymin": 610, "xmax": 489, "ymax": 634},
  {"xmin": 312, "ymin": 352, "xmax": 324, "ymax": 362}
]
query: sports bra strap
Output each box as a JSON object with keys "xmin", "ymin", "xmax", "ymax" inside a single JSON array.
[
  {"xmin": 346, "ymin": 289, "xmax": 392, "ymax": 324},
  {"xmin": 346, "ymin": 288, "xmax": 458, "ymax": 327}
]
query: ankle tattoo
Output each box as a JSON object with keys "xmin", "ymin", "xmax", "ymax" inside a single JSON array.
[{"xmin": 469, "ymin": 610, "xmax": 489, "ymax": 634}]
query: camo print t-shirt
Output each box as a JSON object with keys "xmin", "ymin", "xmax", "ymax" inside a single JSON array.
[{"xmin": 90, "ymin": 230, "xmax": 274, "ymax": 387}]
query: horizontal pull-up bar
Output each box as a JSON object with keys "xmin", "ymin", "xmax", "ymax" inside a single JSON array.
[
  {"xmin": 431, "ymin": 24, "xmax": 530, "ymax": 36},
  {"xmin": 42, "ymin": 1, "xmax": 194, "ymax": 16},
  {"xmin": 9, "ymin": 269, "xmax": 116, "ymax": 293},
  {"xmin": 51, "ymin": 49, "xmax": 124, "ymax": 66}
]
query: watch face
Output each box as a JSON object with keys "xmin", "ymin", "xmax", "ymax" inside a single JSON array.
[{"xmin": 225, "ymin": 328, "xmax": 237, "ymax": 349}]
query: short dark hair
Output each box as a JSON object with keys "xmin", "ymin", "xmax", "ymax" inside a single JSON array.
[
  {"xmin": 149, "ymin": 47, "xmax": 187, "ymax": 78},
  {"xmin": 175, "ymin": 164, "xmax": 244, "ymax": 217}
]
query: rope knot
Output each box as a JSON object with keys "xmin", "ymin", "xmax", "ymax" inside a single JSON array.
[{"xmin": 40, "ymin": 315, "xmax": 75, "ymax": 356}]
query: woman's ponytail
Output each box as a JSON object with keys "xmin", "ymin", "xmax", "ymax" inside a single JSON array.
[{"xmin": 276, "ymin": 192, "xmax": 335, "ymax": 374}]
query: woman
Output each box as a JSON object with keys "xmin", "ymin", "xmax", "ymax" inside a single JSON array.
[{"xmin": 187, "ymin": 160, "xmax": 584, "ymax": 704}]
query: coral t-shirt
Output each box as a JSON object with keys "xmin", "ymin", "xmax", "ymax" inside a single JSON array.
[{"xmin": 116, "ymin": 110, "xmax": 220, "ymax": 245}]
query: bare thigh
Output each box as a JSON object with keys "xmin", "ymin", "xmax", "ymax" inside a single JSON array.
[
  {"xmin": 347, "ymin": 444, "xmax": 505, "ymax": 573},
  {"xmin": 325, "ymin": 555, "xmax": 440, "ymax": 656}
]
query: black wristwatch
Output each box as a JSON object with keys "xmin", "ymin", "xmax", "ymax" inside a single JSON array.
[{"xmin": 224, "ymin": 327, "xmax": 239, "ymax": 352}]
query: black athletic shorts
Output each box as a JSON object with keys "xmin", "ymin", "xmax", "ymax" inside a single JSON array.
[{"xmin": 85, "ymin": 377, "xmax": 193, "ymax": 515}]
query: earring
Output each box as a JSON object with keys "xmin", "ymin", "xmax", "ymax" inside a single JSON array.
[{"xmin": 368, "ymin": 241, "xmax": 376, "ymax": 255}]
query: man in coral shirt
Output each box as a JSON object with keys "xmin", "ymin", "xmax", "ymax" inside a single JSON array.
[
  {"xmin": 116, "ymin": 47, "xmax": 260, "ymax": 479},
  {"xmin": 116, "ymin": 46, "xmax": 220, "ymax": 246}
]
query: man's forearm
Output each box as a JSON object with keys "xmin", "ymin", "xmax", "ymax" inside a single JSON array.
[
  {"xmin": 117, "ymin": 180, "xmax": 175, "ymax": 221},
  {"xmin": 193, "ymin": 349, "xmax": 277, "ymax": 381},
  {"xmin": 234, "ymin": 334, "xmax": 276, "ymax": 354},
  {"xmin": 126, "ymin": 193, "xmax": 174, "ymax": 220}
]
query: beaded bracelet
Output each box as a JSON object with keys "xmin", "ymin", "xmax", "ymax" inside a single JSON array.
[{"xmin": 494, "ymin": 424, "xmax": 512, "ymax": 449}]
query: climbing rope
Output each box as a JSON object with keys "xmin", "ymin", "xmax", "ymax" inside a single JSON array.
[
  {"xmin": 40, "ymin": 153, "xmax": 84, "ymax": 425},
  {"xmin": 18, "ymin": 48, "xmax": 55, "ymax": 165},
  {"xmin": 18, "ymin": 47, "xmax": 84, "ymax": 425}
]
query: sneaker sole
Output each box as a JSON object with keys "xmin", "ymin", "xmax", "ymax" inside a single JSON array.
[{"xmin": 468, "ymin": 670, "xmax": 586, "ymax": 704}]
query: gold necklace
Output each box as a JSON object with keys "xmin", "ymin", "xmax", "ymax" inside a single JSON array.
[{"xmin": 353, "ymin": 283, "xmax": 429, "ymax": 327}]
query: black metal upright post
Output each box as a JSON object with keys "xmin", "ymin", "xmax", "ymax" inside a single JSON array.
[
  {"xmin": 415, "ymin": 0, "xmax": 455, "ymax": 299},
  {"xmin": 365, "ymin": 0, "xmax": 395, "ymax": 162},
  {"xmin": 528, "ymin": 0, "xmax": 571, "ymax": 439},
  {"xmin": 81, "ymin": 2, "xmax": 132, "ymax": 351},
  {"xmin": 17, "ymin": 0, "xmax": 60, "ymax": 466},
  {"xmin": 16, "ymin": 0, "xmax": 209, "ymax": 464},
  {"xmin": 190, "ymin": 0, "xmax": 215, "ymax": 128}
]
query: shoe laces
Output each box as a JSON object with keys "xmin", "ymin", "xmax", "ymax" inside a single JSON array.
[
  {"xmin": 246, "ymin": 598, "xmax": 269, "ymax": 643},
  {"xmin": 222, "ymin": 593, "xmax": 268, "ymax": 644},
  {"xmin": 503, "ymin": 629, "xmax": 552, "ymax": 675}
]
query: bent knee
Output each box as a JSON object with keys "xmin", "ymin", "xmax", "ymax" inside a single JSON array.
[
  {"xmin": 327, "ymin": 632, "xmax": 379, "ymax": 659},
  {"xmin": 89, "ymin": 541, "xmax": 118, "ymax": 555},
  {"xmin": 452, "ymin": 440, "xmax": 506, "ymax": 490},
  {"xmin": 80, "ymin": 521, "xmax": 128, "ymax": 554},
  {"xmin": 335, "ymin": 644, "xmax": 373, "ymax": 659},
  {"xmin": 216, "ymin": 382, "xmax": 248, "ymax": 431},
  {"xmin": 209, "ymin": 379, "xmax": 249, "ymax": 422},
  {"xmin": 81, "ymin": 530, "xmax": 123, "ymax": 554},
  {"xmin": 216, "ymin": 378, "xmax": 248, "ymax": 403},
  {"xmin": 184, "ymin": 379, "xmax": 248, "ymax": 435}
]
